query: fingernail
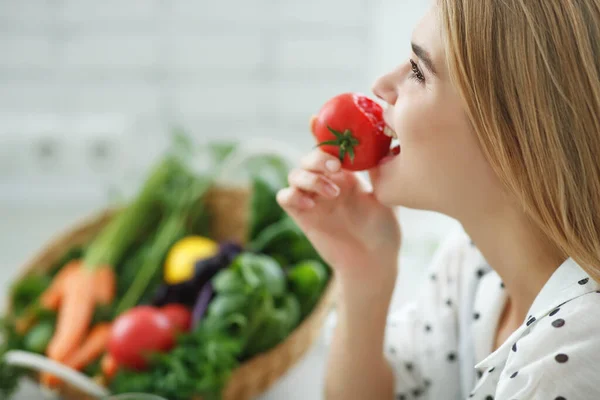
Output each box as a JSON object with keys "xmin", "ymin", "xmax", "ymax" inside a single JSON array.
[
  {"xmin": 324, "ymin": 183, "xmax": 340, "ymax": 197},
  {"xmin": 326, "ymin": 160, "xmax": 340, "ymax": 172}
]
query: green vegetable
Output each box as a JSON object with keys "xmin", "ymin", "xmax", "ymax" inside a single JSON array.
[
  {"xmin": 10, "ymin": 273, "xmax": 52, "ymax": 317},
  {"xmin": 249, "ymin": 215, "xmax": 323, "ymax": 266},
  {"xmin": 23, "ymin": 320, "xmax": 54, "ymax": 354},
  {"xmin": 206, "ymin": 294, "xmax": 248, "ymax": 319},
  {"xmin": 83, "ymin": 156, "xmax": 182, "ymax": 270},
  {"xmin": 48, "ymin": 246, "xmax": 85, "ymax": 277},
  {"xmin": 0, "ymin": 360, "xmax": 25, "ymax": 399},
  {"xmin": 244, "ymin": 294, "xmax": 301, "ymax": 358},
  {"xmin": 248, "ymin": 176, "xmax": 284, "ymax": 240},
  {"xmin": 0, "ymin": 318, "xmax": 27, "ymax": 399},
  {"xmin": 115, "ymin": 163, "xmax": 212, "ymax": 315},
  {"xmin": 214, "ymin": 253, "xmax": 286, "ymax": 298},
  {"xmin": 288, "ymin": 260, "xmax": 329, "ymax": 318},
  {"xmin": 83, "ymin": 357, "xmax": 102, "ymax": 377}
]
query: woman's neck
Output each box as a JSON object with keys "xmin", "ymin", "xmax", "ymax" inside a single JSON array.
[{"xmin": 460, "ymin": 204, "xmax": 567, "ymax": 323}]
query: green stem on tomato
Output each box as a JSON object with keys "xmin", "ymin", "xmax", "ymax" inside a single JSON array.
[{"xmin": 316, "ymin": 125, "xmax": 360, "ymax": 163}]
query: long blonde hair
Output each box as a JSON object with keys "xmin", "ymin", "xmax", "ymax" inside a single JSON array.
[{"xmin": 438, "ymin": 0, "xmax": 600, "ymax": 281}]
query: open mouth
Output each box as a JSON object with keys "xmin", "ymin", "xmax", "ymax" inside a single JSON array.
[{"xmin": 384, "ymin": 126, "xmax": 401, "ymax": 156}]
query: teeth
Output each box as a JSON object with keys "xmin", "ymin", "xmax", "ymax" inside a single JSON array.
[{"xmin": 384, "ymin": 125, "xmax": 398, "ymax": 139}]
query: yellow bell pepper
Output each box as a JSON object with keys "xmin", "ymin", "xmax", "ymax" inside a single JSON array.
[{"xmin": 164, "ymin": 236, "xmax": 219, "ymax": 284}]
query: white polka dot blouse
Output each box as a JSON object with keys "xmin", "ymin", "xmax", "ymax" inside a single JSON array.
[{"xmin": 384, "ymin": 228, "xmax": 600, "ymax": 400}]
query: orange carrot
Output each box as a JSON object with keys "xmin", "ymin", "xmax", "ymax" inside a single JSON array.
[
  {"xmin": 101, "ymin": 353, "xmax": 119, "ymax": 381},
  {"xmin": 64, "ymin": 323, "xmax": 111, "ymax": 369},
  {"xmin": 41, "ymin": 323, "xmax": 112, "ymax": 387},
  {"xmin": 45, "ymin": 267, "xmax": 97, "ymax": 362},
  {"xmin": 40, "ymin": 264, "xmax": 116, "ymax": 363},
  {"xmin": 39, "ymin": 261, "xmax": 80, "ymax": 310},
  {"xmin": 94, "ymin": 266, "xmax": 116, "ymax": 305}
]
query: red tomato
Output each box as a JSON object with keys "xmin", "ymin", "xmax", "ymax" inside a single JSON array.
[
  {"xmin": 160, "ymin": 304, "xmax": 192, "ymax": 332},
  {"xmin": 313, "ymin": 93, "xmax": 392, "ymax": 171},
  {"xmin": 107, "ymin": 306, "xmax": 175, "ymax": 370}
]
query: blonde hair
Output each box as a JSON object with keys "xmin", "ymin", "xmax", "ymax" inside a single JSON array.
[{"xmin": 438, "ymin": 0, "xmax": 600, "ymax": 281}]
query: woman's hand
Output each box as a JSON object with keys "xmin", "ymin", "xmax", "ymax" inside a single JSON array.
[{"xmin": 277, "ymin": 118, "xmax": 402, "ymax": 290}]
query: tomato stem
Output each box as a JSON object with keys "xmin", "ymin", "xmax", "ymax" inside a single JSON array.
[{"xmin": 317, "ymin": 126, "xmax": 360, "ymax": 163}]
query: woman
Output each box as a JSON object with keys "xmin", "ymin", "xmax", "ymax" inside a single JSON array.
[{"xmin": 277, "ymin": 1, "xmax": 600, "ymax": 399}]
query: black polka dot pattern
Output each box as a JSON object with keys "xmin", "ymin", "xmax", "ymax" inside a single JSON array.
[
  {"xmin": 477, "ymin": 268, "xmax": 486, "ymax": 278},
  {"xmin": 500, "ymin": 281, "xmax": 505, "ymax": 289},
  {"xmin": 549, "ymin": 308, "xmax": 560, "ymax": 316},
  {"xmin": 488, "ymin": 367, "xmax": 495, "ymax": 373},
  {"xmin": 526, "ymin": 316, "xmax": 536, "ymax": 326},
  {"xmin": 446, "ymin": 299, "xmax": 453, "ymax": 307},
  {"xmin": 578, "ymin": 278, "xmax": 589, "ymax": 285},
  {"xmin": 474, "ymin": 312, "xmax": 480, "ymax": 320},
  {"xmin": 412, "ymin": 388, "xmax": 423, "ymax": 397},
  {"xmin": 555, "ymin": 397, "xmax": 567, "ymax": 400},
  {"xmin": 510, "ymin": 371, "xmax": 518, "ymax": 378},
  {"xmin": 447, "ymin": 352, "xmax": 457, "ymax": 362},
  {"xmin": 512, "ymin": 342, "xmax": 517, "ymax": 352},
  {"xmin": 555, "ymin": 353, "xmax": 569, "ymax": 363},
  {"xmin": 424, "ymin": 324, "xmax": 432, "ymax": 332},
  {"xmin": 396, "ymin": 394, "xmax": 406, "ymax": 400},
  {"xmin": 552, "ymin": 319, "xmax": 565, "ymax": 328},
  {"xmin": 485, "ymin": 396, "xmax": 494, "ymax": 400},
  {"xmin": 430, "ymin": 273, "xmax": 436, "ymax": 281}
]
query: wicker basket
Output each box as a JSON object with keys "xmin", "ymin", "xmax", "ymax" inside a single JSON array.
[{"xmin": 8, "ymin": 154, "xmax": 337, "ymax": 399}]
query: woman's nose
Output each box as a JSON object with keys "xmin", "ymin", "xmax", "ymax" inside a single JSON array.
[{"xmin": 371, "ymin": 74, "xmax": 398, "ymax": 106}]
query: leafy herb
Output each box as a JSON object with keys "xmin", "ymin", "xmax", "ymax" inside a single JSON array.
[
  {"xmin": 0, "ymin": 318, "xmax": 27, "ymax": 399},
  {"xmin": 249, "ymin": 215, "xmax": 324, "ymax": 267},
  {"xmin": 9, "ymin": 273, "xmax": 52, "ymax": 317},
  {"xmin": 22, "ymin": 319, "xmax": 54, "ymax": 354},
  {"xmin": 248, "ymin": 176, "xmax": 284, "ymax": 241}
]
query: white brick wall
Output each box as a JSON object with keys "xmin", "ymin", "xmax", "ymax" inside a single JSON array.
[{"xmin": 0, "ymin": 0, "xmax": 396, "ymax": 206}]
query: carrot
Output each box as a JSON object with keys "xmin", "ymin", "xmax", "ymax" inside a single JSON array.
[
  {"xmin": 94, "ymin": 266, "xmax": 116, "ymax": 305},
  {"xmin": 39, "ymin": 261, "xmax": 80, "ymax": 310},
  {"xmin": 45, "ymin": 267, "xmax": 97, "ymax": 362},
  {"xmin": 101, "ymin": 353, "xmax": 119, "ymax": 381},
  {"xmin": 64, "ymin": 323, "xmax": 111, "ymax": 369},
  {"xmin": 41, "ymin": 323, "xmax": 112, "ymax": 387}
]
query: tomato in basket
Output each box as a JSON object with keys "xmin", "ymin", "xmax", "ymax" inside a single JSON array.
[{"xmin": 108, "ymin": 306, "xmax": 176, "ymax": 370}]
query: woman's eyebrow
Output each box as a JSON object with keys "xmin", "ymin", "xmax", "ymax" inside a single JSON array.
[{"xmin": 411, "ymin": 42, "xmax": 437, "ymax": 76}]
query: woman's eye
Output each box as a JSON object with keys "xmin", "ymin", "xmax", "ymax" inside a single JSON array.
[{"xmin": 409, "ymin": 59, "xmax": 425, "ymax": 84}]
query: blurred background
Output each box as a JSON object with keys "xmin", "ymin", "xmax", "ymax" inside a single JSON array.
[{"xmin": 0, "ymin": 0, "xmax": 460, "ymax": 398}]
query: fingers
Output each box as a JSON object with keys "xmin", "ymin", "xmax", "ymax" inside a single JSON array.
[
  {"xmin": 301, "ymin": 149, "xmax": 341, "ymax": 174},
  {"xmin": 277, "ymin": 187, "xmax": 316, "ymax": 211},
  {"xmin": 310, "ymin": 115, "xmax": 317, "ymax": 134},
  {"xmin": 288, "ymin": 168, "xmax": 340, "ymax": 199}
]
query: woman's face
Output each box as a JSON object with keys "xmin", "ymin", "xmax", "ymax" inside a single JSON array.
[{"xmin": 370, "ymin": 5, "xmax": 502, "ymax": 218}]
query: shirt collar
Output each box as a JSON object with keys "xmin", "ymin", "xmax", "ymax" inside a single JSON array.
[
  {"xmin": 474, "ymin": 257, "xmax": 600, "ymax": 371},
  {"xmin": 525, "ymin": 257, "xmax": 599, "ymax": 322}
]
